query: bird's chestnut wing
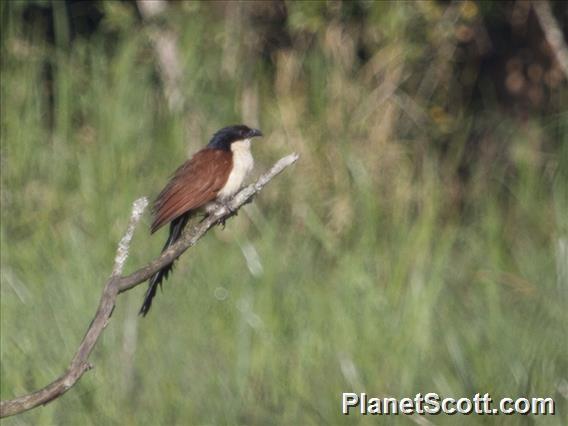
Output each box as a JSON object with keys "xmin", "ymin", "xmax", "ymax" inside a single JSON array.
[{"xmin": 151, "ymin": 149, "xmax": 232, "ymax": 233}]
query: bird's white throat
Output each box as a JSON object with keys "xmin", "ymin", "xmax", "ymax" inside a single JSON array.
[{"xmin": 217, "ymin": 138, "xmax": 254, "ymax": 200}]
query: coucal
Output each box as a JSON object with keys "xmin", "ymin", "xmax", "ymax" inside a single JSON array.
[{"xmin": 139, "ymin": 124, "xmax": 263, "ymax": 316}]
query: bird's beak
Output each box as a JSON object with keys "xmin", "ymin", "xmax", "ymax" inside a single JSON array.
[{"xmin": 249, "ymin": 128, "xmax": 263, "ymax": 138}]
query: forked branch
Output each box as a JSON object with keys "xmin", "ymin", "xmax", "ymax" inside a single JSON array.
[{"xmin": 0, "ymin": 153, "xmax": 299, "ymax": 418}]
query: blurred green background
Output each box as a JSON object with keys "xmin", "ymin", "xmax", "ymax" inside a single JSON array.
[{"xmin": 1, "ymin": 1, "xmax": 567, "ymax": 424}]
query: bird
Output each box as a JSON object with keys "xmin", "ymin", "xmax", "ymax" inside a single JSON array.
[{"xmin": 139, "ymin": 124, "xmax": 263, "ymax": 316}]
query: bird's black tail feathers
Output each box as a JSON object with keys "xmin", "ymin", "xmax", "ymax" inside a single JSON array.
[{"xmin": 139, "ymin": 213, "xmax": 191, "ymax": 316}]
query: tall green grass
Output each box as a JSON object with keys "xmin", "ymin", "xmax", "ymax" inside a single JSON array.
[{"xmin": 1, "ymin": 2, "xmax": 566, "ymax": 425}]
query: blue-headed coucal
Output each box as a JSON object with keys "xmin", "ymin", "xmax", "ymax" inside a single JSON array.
[{"xmin": 139, "ymin": 124, "xmax": 263, "ymax": 316}]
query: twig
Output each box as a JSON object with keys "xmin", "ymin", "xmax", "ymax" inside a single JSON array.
[
  {"xmin": 112, "ymin": 197, "xmax": 149, "ymax": 277},
  {"xmin": 0, "ymin": 153, "xmax": 299, "ymax": 418},
  {"xmin": 532, "ymin": 0, "xmax": 568, "ymax": 80}
]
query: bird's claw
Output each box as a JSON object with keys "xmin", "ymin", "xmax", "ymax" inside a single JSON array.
[{"xmin": 218, "ymin": 201, "xmax": 238, "ymax": 229}]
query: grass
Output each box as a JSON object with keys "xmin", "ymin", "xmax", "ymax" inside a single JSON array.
[{"xmin": 1, "ymin": 1, "xmax": 567, "ymax": 425}]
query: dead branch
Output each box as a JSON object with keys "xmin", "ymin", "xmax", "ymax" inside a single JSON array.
[
  {"xmin": 532, "ymin": 0, "xmax": 568, "ymax": 80},
  {"xmin": 0, "ymin": 153, "xmax": 299, "ymax": 418}
]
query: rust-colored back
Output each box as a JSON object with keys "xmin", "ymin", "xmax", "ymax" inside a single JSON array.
[{"xmin": 151, "ymin": 148, "xmax": 233, "ymax": 233}]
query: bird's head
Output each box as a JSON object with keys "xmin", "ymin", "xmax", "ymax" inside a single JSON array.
[{"xmin": 207, "ymin": 125, "xmax": 263, "ymax": 150}]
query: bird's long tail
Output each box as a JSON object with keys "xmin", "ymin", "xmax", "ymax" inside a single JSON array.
[{"xmin": 139, "ymin": 213, "xmax": 191, "ymax": 316}]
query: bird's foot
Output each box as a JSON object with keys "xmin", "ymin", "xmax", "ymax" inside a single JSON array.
[{"xmin": 218, "ymin": 201, "xmax": 238, "ymax": 229}]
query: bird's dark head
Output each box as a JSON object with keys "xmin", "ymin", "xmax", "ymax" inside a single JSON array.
[{"xmin": 207, "ymin": 125, "xmax": 263, "ymax": 150}]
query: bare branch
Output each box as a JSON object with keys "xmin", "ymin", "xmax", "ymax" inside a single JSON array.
[
  {"xmin": 0, "ymin": 153, "xmax": 299, "ymax": 418},
  {"xmin": 532, "ymin": 0, "xmax": 568, "ymax": 80},
  {"xmin": 112, "ymin": 197, "xmax": 149, "ymax": 277}
]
